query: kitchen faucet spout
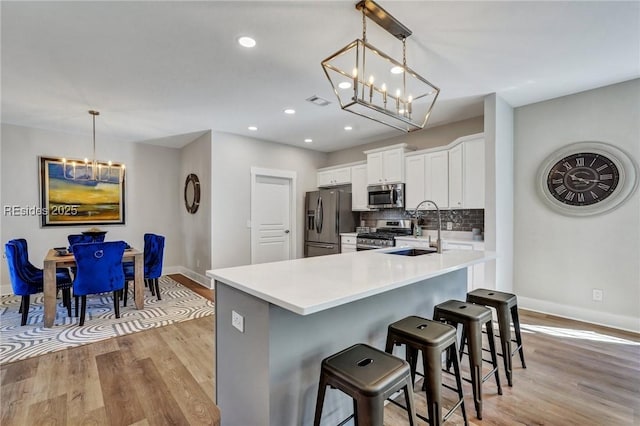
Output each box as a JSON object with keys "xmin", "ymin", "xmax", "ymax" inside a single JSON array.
[{"xmin": 412, "ymin": 200, "xmax": 442, "ymax": 253}]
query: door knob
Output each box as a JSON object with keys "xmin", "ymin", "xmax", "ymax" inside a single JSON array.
[{"xmin": 284, "ymin": 230, "xmax": 290, "ymax": 234}]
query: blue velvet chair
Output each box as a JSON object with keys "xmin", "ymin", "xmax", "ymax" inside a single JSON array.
[
  {"xmin": 123, "ymin": 233, "xmax": 165, "ymax": 306},
  {"xmin": 5, "ymin": 242, "xmax": 73, "ymax": 326},
  {"xmin": 8, "ymin": 238, "xmax": 70, "ymax": 280},
  {"xmin": 68, "ymin": 233, "xmax": 106, "ymax": 248},
  {"xmin": 72, "ymin": 241, "xmax": 127, "ymax": 326}
]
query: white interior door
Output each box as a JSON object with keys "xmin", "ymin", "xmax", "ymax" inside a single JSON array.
[{"xmin": 251, "ymin": 169, "xmax": 296, "ymax": 264}]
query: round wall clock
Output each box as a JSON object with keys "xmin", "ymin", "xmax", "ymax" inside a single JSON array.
[{"xmin": 537, "ymin": 142, "xmax": 638, "ymax": 216}]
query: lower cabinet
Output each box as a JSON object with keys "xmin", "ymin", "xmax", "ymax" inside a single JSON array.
[{"xmin": 341, "ymin": 235, "xmax": 357, "ymax": 253}]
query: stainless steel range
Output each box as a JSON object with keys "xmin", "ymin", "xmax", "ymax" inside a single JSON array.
[{"xmin": 356, "ymin": 220, "xmax": 412, "ymax": 250}]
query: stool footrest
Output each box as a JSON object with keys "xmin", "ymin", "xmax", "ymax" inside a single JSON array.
[{"xmin": 336, "ymin": 414, "xmax": 354, "ymax": 426}]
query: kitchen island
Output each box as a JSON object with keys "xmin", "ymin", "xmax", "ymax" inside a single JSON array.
[{"xmin": 207, "ymin": 248, "xmax": 495, "ymax": 426}]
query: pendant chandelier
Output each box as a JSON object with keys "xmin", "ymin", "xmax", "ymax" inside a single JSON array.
[
  {"xmin": 61, "ymin": 110, "xmax": 124, "ymax": 183},
  {"xmin": 322, "ymin": 0, "xmax": 440, "ymax": 132}
]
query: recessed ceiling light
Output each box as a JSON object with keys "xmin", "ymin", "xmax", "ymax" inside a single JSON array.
[
  {"xmin": 338, "ymin": 82, "xmax": 352, "ymax": 89},
  {"xmin": 304, "ymin": 138, "xmax": 312, "ymax": 143},
  {"xmin": 248, "ymin": 126, "xmax": 258, "ymax": 131},
  {"xmin": 390, "ymin": 66, "xmax": 404, "ymax": 74},
  {"xmin": 238, "ymin": 36, "xmax": 256, "ymax": 48},
  {"xmin": 284, "ymin": 109, "xmax": 296, "ymax": 115},
  {"xmin": 344, "ymin": 126, "xmax": 353, "ymax": 131}
]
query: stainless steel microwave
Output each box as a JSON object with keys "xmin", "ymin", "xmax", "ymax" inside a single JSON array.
[{"xmin": 367, "ymin": 183, "xmax": 405, "ymax": 209}]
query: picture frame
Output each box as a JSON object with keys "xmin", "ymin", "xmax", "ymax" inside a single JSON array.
[{"xmin": 39, "ymin": 156, "xmax": 126, "ymax": 227}]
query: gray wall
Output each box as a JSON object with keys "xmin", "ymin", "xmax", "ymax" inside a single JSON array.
[
  {"xmin": 210, "ymin": 132, "xmax": 327, "ymax": 269},
  {"xmin": 513, "ymin": 79, "xmax": 640, "ymax": 331},
  {"xmin": 180, "ymin": 131, "xmax": 212, "ymax": 281},
  {"xmin": 325, "ymin": 116, "xmax": 484, "ymax": 166},
  {"xmin": 0, "ymin": 123, "xmax": 184, "ymax": 293}
]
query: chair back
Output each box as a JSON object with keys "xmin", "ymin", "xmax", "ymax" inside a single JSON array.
[
  {"xmin": 68, "ymin": 234, "xmax": 105, "ymax": 247},
  {"xmin": 4, "ymin": 242, "xmax": 40, "ymax": 296},
  {"xmin": 143, "ymin": 233, "xmax": 165, "ymax": 279},
  {"xmin": 72, "ymin": 241, "xmax": 127, "ymax": 296}
]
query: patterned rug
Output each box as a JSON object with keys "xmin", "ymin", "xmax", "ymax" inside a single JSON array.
[{"xmin": 0, "ymin": 276, "xmax": 215, "ymax": 364}]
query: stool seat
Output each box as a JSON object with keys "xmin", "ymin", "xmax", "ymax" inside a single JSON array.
[
  {"xmin": 434, "ymin": 300, "xmax": 502, "ymax": 420},
  {"xmin": 466, "ymin": 288, "xmax": 526, "ymax": 387},
  {"xmin": 386, "ymin": 316, "xmax": 467, "ymax": 426},
  {"xmin": 314, "ymin": 343, "xmax": 417, "ymax": 425}
]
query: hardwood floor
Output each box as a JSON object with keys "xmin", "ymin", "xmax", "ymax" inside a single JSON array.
[{"xmin": 2, "ymin": 277, "xmax": 639, "ymax": 425}]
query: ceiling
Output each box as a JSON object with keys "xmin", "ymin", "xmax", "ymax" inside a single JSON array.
[{"xmin": 2, "ymin": 1, "xmax": 639, "ymax": 153}]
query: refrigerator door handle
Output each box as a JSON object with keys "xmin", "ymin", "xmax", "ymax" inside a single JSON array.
[
  {"xmin": 316, "ymin": 197, "xmax": 323, "ymax": 234},
  {"xmin": 335, "ymin": 195, "xmax": 340, "ymax": 235}
]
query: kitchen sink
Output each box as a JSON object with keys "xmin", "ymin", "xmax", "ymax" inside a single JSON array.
[{"xmin": 385, "ymin": 248, "xmax": 437, "ymax": 256}]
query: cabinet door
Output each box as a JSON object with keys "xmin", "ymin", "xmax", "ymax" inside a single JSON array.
[
  {"xmin": 351, "ymin": 164, "xmax": 369, "ymax": 210},
  {"xmin": 426, "ymin": 151, "xmax": 449, "ymax": 209},
  {"xmin": 367, "ymin": 152, "xmax": 384, "ymax": 185},
  {"xmin": 463, "ymin": 138, "xmax": 485, "ymax": 209},
  {"xmin": 383, "ymin": 148, "xmax": 404, "ymax": 183},
  {"xmin": 317, "ymin": 170, "xmax": 333, "ymax": 188},
  {"xmin": 448, "ymin": 144, "xmax": 463, "ymax": 208},
  {"xmin": 333, "ymin": 167, "xmax": 352, "ymax": 185},
  {"xmin": 405, "ymin": 155, "xmax": 426, "ymax": 210}
]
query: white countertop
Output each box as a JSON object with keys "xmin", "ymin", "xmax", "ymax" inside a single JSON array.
[
  {"xmin": 207, "ymin": 249, "xmax": 495, "ymax": 316},
  {"xmin": 396, "ymin": 231, "xmax": 484, "ymax": 245}
]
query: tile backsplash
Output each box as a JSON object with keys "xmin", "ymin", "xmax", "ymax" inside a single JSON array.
[{"xmin": 360, "ymin": 208, "xmax": 484, "ymax": 233}]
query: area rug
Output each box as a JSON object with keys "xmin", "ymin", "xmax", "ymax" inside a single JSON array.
[{"xmin": 0, "ymin": 276, "xmax": 215, "ymax": 364}]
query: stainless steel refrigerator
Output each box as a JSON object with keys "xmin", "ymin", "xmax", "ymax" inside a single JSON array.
[{"xmin": 304, "ymin": 189, "xmax": 357, "ymax": 257}]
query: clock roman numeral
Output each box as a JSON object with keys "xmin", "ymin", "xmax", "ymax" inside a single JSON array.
[
  {"xmin": 596, "ymin": 164, "xmax": 609, "ymax": 172},
  {"xmin": 577, "ymin": 193, "xmax": 585, "ymax": 203},
  {"xmin": 600, "ymin": 174, "xmax": 613, "ymax": 180},
  {"xmin": 563, "ymin": 162, "xmax": 572, "ymax": 170},
  {"xmin": 590, "ymin": 191, "xmax": 599, "ymax": 199},
  {"xmin": 597, "ymin": 183, "xmax": 610, "ymax": 191},
  {"xmin": 565, "ymin": 191, "xmax": 575, "ymax": 201},
  {"xmin": 589, "ymin": 157, "xmax": 597, "ymax": 167},
  {"xmin": 575, "ymin": 157, "xmax": 584, "ymax": 167},
  {"xmin": 552, "ymin": 178, "xmax": 563, "ymax": 184},
  {"xmin": 555, "ymin": 185, "xmax": 567, "ymax": 195}
]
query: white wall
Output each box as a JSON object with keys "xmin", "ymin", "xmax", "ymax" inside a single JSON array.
[
  {"xmin": 484, "ymin": 94, "xmax": 515, "ymax": 292},
  {"xmin": 210, "ymin": 132, "xmax": 327, "ymax": 269},
  {"xmin": 0, "ymin": 123, "xmax": 184, "ymax": 294},
  {"xmin": 514, "ymin": 79, "xmax": 640, "ymax": 331},
  {"xmin": 180, "ymin": 131, "xmax": 212, "ymax": 285}
]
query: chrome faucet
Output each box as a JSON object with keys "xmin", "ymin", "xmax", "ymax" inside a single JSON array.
[{"xmin": 412, "ymin": 200, "xmax": 442, "ymax": 253}]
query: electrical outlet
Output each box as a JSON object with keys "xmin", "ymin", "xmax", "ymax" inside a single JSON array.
[
  {"xmin": 232, "ymin": 310, "xmax": 244, "ymax": 332},
  {"xmin": 592, "ymin": 288, "xmax": 603, "ymax": 302},
  {"xmin": 446, "ymin": 221, "xmax": 453, "ymax": 230}
]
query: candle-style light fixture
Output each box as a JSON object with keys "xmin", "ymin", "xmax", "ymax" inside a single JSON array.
[
  {"xmin": 321, "ymin": 0, "xmax": 440, "ymax": 132},
  {"xmin": 61, "ymin": 110, "xmax": 125, "ymax": 183}
]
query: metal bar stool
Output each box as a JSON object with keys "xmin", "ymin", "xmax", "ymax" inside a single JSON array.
[
  {"xmin": 385, "ymin": 316, "xmax": 468, "ymax": 426},
  {"xmin": 466, "ymin": 288, "xmax": 526, "ymax": 386},
  {"xmin": 314, "ymin": 343, "xmax": 418, "ymax": 426},
  {"xmin": 433, "ymin": 300, "xmax": 502, "ymax": 420}
]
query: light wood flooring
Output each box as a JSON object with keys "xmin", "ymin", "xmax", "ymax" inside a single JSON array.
[{"xmin": 2, "ymin": 276, "xmax": 639, "ymax": 425}]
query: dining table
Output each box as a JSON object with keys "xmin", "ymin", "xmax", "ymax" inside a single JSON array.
[{"xmin": 42, "ymin": 247, "xmax": 144, "ymax": 328}]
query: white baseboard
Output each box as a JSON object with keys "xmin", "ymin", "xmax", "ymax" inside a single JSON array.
[
  {"xmin": 1, "ymin": 265, "xmax": 213, "ymax": 297},
  {"xmin": 164, "ymin": 266, "xmax": 212, "ymax": 289},
  {"xmin": 519, "ymin": 296, "xmax": 640, "ymax": 334}
]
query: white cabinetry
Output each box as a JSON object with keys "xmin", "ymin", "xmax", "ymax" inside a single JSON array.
[
  {"xmin": 365, "ymin": 145, "xmax": 407, "ymax": 185},
  {"xmin": 340, "ymin": 234, "xmax": 357, "ymax": 253},
  {"xmin": 448, "ymin": 136, "xmax": 485, "ymax": 209},
  {"xmin": 351, "ymin": 164, "xmax": 370, "ymax": 211},
  {"xmin": 405, "ymin": 151, "xmax": 449, "ymax": 210},
  {"xmin": 317, "ymin": 166, "xmax": 351, "ymax": 188}
]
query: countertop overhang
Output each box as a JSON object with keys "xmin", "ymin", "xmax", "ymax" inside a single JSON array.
[{"xmin": 207, "ymin": 249, "xmax": 496, "ymax": 316}]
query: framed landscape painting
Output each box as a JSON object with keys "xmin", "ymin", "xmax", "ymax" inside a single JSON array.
[{"xmin": 39, "ymin": 156, "xmax": 126, "ymax": 227}]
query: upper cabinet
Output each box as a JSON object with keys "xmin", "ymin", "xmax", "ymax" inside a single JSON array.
[
  {"xmin": 405, "ymin": 151, "xmax": 449, "ymax": 210},
  {"xmin": 364, "ymin": 144, "xmax": 407, "ymax": 185},
  {"xmin": 317, "ymin": 166, "xmax": 351, "ymax": 188},
  {"xmin": 351, "ymin": 163, "xmax": 370, "ymax": 211},
  {"xmin": 448, "ymin": 135, "xmax": 485, "ymax": 209}
]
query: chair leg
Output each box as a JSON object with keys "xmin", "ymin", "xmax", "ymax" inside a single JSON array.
[
  {"xmin": 63, "ymin": 288, "xmax": 72, "ymax": 317},
  {"xmin": 154, "ymin": 278, "xmax": 161, "ymax": 301},
  {"xmin": 20, "ymin": 295, "xmax": 30, "ymax": 326},
  {"xmin": 511, "ymin": 306, "xmax": 527, "ymax": 369},
  {"xmin": 79, "ymin": 296, "xmax": 87, "ymax": 326},
  {"xmin": 75, "ymin": 296, "xmax": 80, "ymax": 317},
  {"xmin": 313, "ymin": 374, "xmax": 328, "ymax": 426},
  {"xmin": 114, "ymin": 291, "xmax": 121, "ymax": 319},
  {"xmin": 147, "ymin": 279, "xmax": 155, "ymax": 296},
  {"xmin": 123, "ymin": 282, "xmax": 129, "ymax": 307}
]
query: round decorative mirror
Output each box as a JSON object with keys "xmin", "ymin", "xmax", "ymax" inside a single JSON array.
[{"xmin": 184, "ymin": 173, "xmax": 201, "ymax": 214}]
